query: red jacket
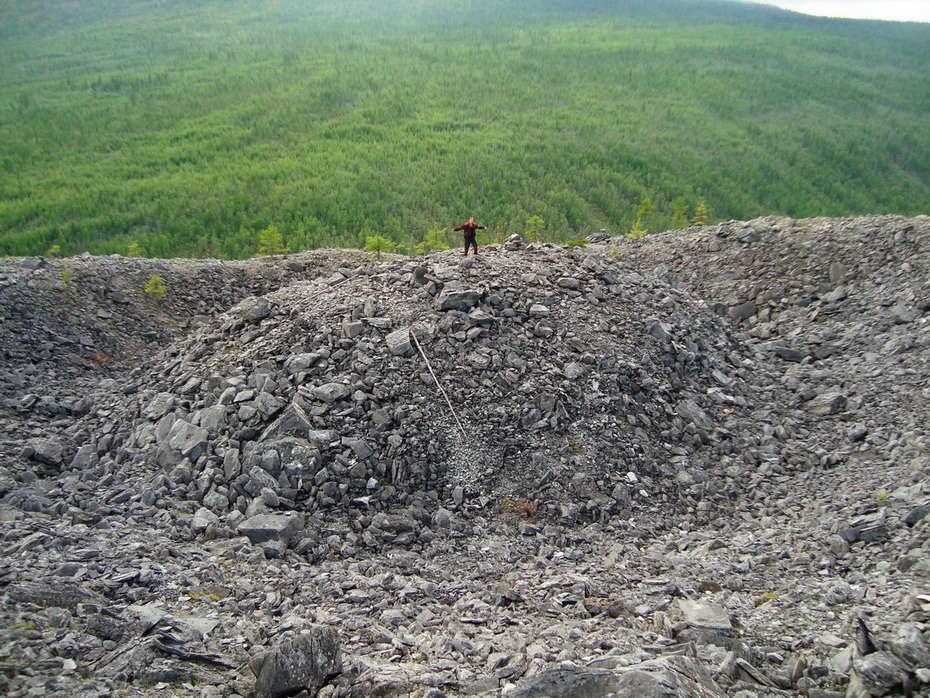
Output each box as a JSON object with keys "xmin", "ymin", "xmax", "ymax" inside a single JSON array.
[{"xmin": 453, "ymin": 220, "xmax": 486, "ymax": 235}]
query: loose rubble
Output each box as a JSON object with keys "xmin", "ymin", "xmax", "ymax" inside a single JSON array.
[{"xmin": 0, "ymin": 216, "xmax": 927, "ymax": 697}]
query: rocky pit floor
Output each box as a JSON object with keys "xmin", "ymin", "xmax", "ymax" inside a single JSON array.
[{"xmin": 0, "ymin": 216, "xmax": 927, "ymax": 697}]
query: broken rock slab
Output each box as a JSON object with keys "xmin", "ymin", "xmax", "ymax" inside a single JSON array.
[
  {"xmin": 237, "ymin": 512, "xmax": 304, "ymax": 546},
  {"xmin": 840, "ymin": 509, "xmax": 888, "ymax": 544},
  {"xmin": 677, "ymin": 600, "xmax": 733, "ymax": 632},
  {"xmin": 675, "ymin": 599, "xmax": 741, "ymax": 651},
  {"xmin": 251, "ymin": 627, "xmax": 342, "ymax": 698},
  {"xmin": 436, "ymin": 289, "xmax": 482, "ymax": 312},
  {"xmin": 508, "ymin": 654, "xmax": 722, "ymax": 698},
  {"xmin": 24, "ymin": 438, "xmax": 65, "ymax": 468}
]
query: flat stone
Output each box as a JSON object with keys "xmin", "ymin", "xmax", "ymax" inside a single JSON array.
[
  {"xmin": 728, "ymin": 300, "xmax": 757, "ymax": 323},
  {"xmin": 648, "ymin": 320, "xmax": 673, "ymax": 343},
  {"xmin": 677, "ymin": 399, "xmax": 713, "ymax": 431},
  {"xmin": 263, "ymin": 403, "xmax": 314, "ymax": 440},
  {"xmin": 890, "ymin": 305, "xmax": 918, "ymax": 324},
  {"xmin": 807, "ymin": 391, "xmax": 847, "ymax": 416},
  {"xmin": 678, "ymin": 600, "xmax": 733, "ymax": 631},
  {"xmin": 841, "ymin": 509, "xmax": 888, "ymax": 543},
  {"xmin": 238, "ymin": 513, "xmax": 304, "ymax": 546},
  {"xmin": 342, "ymin": 320, "xmax": 365, "ymax": 339},
  {"xmin": 198, "ymin": 404, "xmax": 228, "ymax": 434},
  {"xmin": 233, "ymin": 296, "xmax": 271, "ymax": 323},
  {"xmin": 853, "ymin": 651, "xmax": 910, "ymax": 696},
  {"xmin": 773, "ymin": 345, "xmax": 805, "ymax": 362},
  {"xmin": 166, "ymin": 420, "xmax": 210, "ymax": 461},
  {"xmin": 253, "ymin": 392, "xmax": 284, "ymax": 420},
  {"xmin": 904, "ymin": 504, "xmax": 930, "ymax": 527},
  {"xmin": 312, "ymin": 383, "xmax": 351, "ymax": 403},
  {"xmin": 346, "ymin": 439, "xmax": 374, "ymax": 460},
  {"xmin": 563, "ymin": 362, "xmax": 586, "ymax": 380},
  {"xmin": 509, "ymin": 655, "xmax": 721, "ymax": 698},
  {"xmin": 436, "ymin": 289, "xmax": 481, "ymax": 312}
]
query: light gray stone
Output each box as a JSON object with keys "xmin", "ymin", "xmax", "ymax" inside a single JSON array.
[
  {"xmin": 807, "ymin": 391, "xmax": 847, "ymax": 416},
  {"xmin": 312, "ymin": 382, "xmax": 351, "ymax": 403},
  {"xmin": 238, "ymin": 513, "xmax": 304, "ymax": 546},
  {"xmin": 385, "ymin": 327, "xmax": 412, "ymax": 356}
]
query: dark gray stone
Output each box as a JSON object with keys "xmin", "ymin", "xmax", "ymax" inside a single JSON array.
[
  {"xmin": 728, "ymin": 300, "xmax": 757, "ymax": 323},
  {"xmin": 677, "ymin": 399, "xmax": 713, "ymax": 431},
  {"xmin": 25, "ymin": 438, "xmax": 65, "ymax": 467},
  {"xmin": 263, "ymin": 403, "xmax": 314, "ymax": 440},
  {"xmin": 891, "ymin": 622, "xmax": 930, "ymax": 668},
  {"xmin": 853, "ymin": 651, "xmax": 910, "ymax": 697},
  {"xmin": 436, "ymin": 289, "xmax": 482, "ymax": 312},
  {"xmin": 904, "ymin": 504, "xmax": 930, "ymax": 527},
  {"xmin": 252, "ymin": 627, "xmax": 342, "ymax": 698},
  {"xmin": 773, "ymin": 345, "xmax": 805, "ymax": 362}
]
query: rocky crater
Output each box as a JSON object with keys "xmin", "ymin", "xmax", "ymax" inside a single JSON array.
[{"xmin": 0, "ymin": 215, "xmax": 927, "ymax": 697}]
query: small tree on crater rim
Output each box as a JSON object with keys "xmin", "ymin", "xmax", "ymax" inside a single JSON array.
[
  {"xmin": 416, "ymin": 225, "xmax": 451, "ymax": 255},
  {"xmin": 525, "ymin": 215, "xmax": 545, "ymax": 243},
  {"xmin": 691, "ymin": 199, "xmax": 709, "ymax": 226},
  {"xmin": 365, "ymin": 234, "xmax": 397, "ymax": 260},
  {"xmin": 257, "ymin": 224, "xmax": 288, "ymax": 256}
]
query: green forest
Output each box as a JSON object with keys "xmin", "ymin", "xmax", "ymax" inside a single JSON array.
[{"xmin": 1, "ymin": 0, "xmax": 929, "ymax": 258}]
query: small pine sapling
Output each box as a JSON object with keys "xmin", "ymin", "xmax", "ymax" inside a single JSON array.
[
  {"xmin": 365, "ymin": 234, "xmax": 397, "ymax": 260},
  {"xmin": 144, "ymin": 274, "xmax": 167, "ymax": 300}
]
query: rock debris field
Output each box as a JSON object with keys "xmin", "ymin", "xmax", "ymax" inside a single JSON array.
[{"xmin": 0, "ymin": 215, "xmax": 928, "ymax": 697}]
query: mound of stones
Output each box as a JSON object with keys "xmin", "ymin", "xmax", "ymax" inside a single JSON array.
[{"xmin": 65, "ymin": 243, "xmax": 796, "ymax": 557}]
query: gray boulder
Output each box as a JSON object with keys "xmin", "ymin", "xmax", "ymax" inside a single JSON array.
[
  {"xmin": 25, "ymin": 438, "xmax": 65, "ymax": 468},
  {"xmin": 251, "ymin": 627, "xmax": 342, "ymax": 698},
  {"xmin": 237, "ymin": 513, "xmax": 304, "ymax": 546},
  {"xmin": 385, "ymin": 327, "xmax": 412, "ymax": 356},
  {"xmin": 166, "ymin": 420, "xmax": 210, "ymax": 461},
  {"xmin": 312, "ymin": 382, "xmax": 351, "ymax": 403},
  {"xmin": 232, "ymin": 296, "xmax": 271, "ymax": 323},
  {"xmin": 676, "ymin": 399, "xmax": 713, "ymax": 431},
  {"xmin": 436, "ymin": 289, "xmax": 482, "ymax": 312}
]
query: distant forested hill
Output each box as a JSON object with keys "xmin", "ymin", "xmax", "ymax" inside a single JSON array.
[{"xmin": 1, "ymin": 0, "xmax": 928, "ymax": 258}]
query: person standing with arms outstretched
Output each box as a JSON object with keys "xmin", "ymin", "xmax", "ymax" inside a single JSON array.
[{"xmin": 453, "ymin": 216, "xmax": 486, "ymax": 256}]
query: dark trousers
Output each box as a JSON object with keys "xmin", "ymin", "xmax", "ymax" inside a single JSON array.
[{"xmin": 463, "ymin": 232, "xmax": 478, "ymax": 254}]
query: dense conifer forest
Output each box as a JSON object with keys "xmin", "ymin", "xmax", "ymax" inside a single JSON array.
[{"xmin": 1, "ymin": 0, "xmax": 928, "ymax": 258}]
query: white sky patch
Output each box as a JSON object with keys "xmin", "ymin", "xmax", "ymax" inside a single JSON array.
[{"xmin": 747, "ymin": 1, "xmax": 930, "ymax": 22}]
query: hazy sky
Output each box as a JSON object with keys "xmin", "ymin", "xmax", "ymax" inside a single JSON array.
[{"xmin": 747, "ymin": 1, "xmax": 930, "ymax": 22}]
